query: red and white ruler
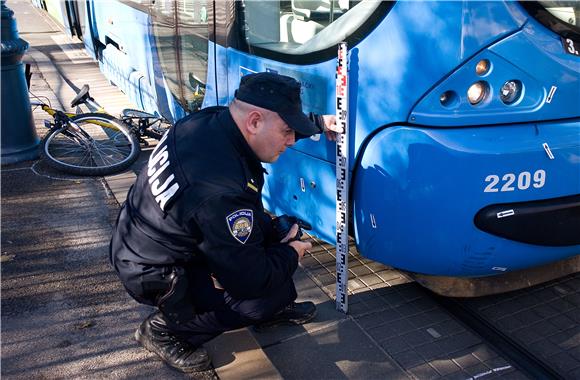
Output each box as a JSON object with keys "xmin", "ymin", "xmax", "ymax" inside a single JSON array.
[{"xmin": 335, "ymin": 42, "xmax": 349, "ymax": 313}]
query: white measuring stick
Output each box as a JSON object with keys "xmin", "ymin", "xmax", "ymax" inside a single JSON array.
[{"xmin": 335, "ymin": 42, "xmax": 349, "ymax": 313}]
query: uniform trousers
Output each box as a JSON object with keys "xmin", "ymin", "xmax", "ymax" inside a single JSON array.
[{"xmin": 122, "ymin": 263, "xmax": 297, "ymax": 348}]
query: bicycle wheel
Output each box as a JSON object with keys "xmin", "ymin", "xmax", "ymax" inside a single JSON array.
[{"xmin": 41, "ymin": 113, "xmax": 140, "ymax": 176}]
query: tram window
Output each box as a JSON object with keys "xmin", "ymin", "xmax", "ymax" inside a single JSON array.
[
  {"xmin": 152, "ymin": 0, "xmax": 209, "ymax": 112},
  {"xmin": 119, "ymin": 0, "xmax": 151, "ymax": 11},
  {"xmin": 241, "ymin": 0, "xmax": 382, "ymax": 56},
  {"xmin": 177, "ymin": 0, "xmax": 208, "ymax": 111}
]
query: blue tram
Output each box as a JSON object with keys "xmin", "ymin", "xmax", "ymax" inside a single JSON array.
[{"xmin": 33, "ymin": 0, "xmax": 580, "ymax": 295}]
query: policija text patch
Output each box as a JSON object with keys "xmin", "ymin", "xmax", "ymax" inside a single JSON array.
[{"xmin": 226, "ymin": 209, "xmax": 253, "ymax": 244}]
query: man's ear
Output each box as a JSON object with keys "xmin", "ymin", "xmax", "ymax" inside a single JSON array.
[{"xmin": 245, "ymin": 110, "xmax": 262, "ymax": 136}]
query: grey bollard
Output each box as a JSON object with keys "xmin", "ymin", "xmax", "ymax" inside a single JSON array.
[{"xmin": 1, "ymin": 0, "xmax": 39, "ymax": 165}]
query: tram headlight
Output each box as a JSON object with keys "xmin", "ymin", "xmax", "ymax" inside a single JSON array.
[
  {"xmin": 500, "ymin": 80, "xmax": 522, "ymax": 105},
  {"xmin": 467, "ymin": 81, "xmax": 489, "ymax": 105},
  {"xmin": 475, "ymin": 59, "xmax": 491, "ymax": 76}
]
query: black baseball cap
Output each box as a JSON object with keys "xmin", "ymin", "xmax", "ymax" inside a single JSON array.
[{"xmin": 234, "ymin": 72, "xmax": 320, "ymax": 137}]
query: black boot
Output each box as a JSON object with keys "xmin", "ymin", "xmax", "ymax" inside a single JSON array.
[
  {"xmin": 135, "ymin": 312, "xmax": 211, "ymax": 373},
  {"xmin": 254, "ymin": 301, "xmax": 317, "ymax": 331}
]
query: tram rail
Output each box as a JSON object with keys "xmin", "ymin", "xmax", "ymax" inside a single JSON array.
[
  {"xmin": 300, "ymin": 234, "xmax": 579, "ymax": 379},
  {"xmin": 434, "ymin": 294, "xmax": 566, "ymax": 380}
]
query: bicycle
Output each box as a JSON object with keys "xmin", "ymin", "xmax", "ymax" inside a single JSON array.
[
  {"xmin": 119, "ymin": 108, "xmax": 171, "ymax": 144},
  {"xmin": 30, "ymin": 84, "xmax": 142, "ymax": 176}
]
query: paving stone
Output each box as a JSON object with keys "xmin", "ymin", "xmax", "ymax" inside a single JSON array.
[
  {"xmin": 567, "ymin": 366, "xmax": 580, "ymax": 379},
  {"xmin": 548, "ymin": 329, "xmax": 579, "ymax": 349},
  {"xmin": 464, "ymin": 363, "xmax": 494, "ymax": 377},
  {"xmin": 368, "ymin": 323, "xmax": 398, "ymax": 342},
  {"xmin": 565, "ymin": 309, "xmax": 580, "ymax": 324},
  {"xmin": 387, "ymin": 317, "xmax": 416, "ymax": 335},
  {"xmin": 529, "ymin": 339, "xmax": 562, "ymax": 358},
  {"xmin": 407, "ymin": 312, "xmax": 438, "ymax": 329},
  {"xmin": 496, "ymin": 370, "xmax": 529, "ymax": 379},
  {"xmin": 429, "ymin": 358, "xmax": 461, "ymax": 376},
  {"xmin": 548, "ymin": 314, "xmax": 576, "ymax": 331},
  {"xmin": 355, "ymin": 312, "xmax": 386, "ymax": 330},
  {"xmin": 495, "ymin": 316, "xmax": 525, "ymax": 332},
  {"xmin": 392, "ymin": 349, "xmax": 425, "ymax": 369},
  {"xmin": 316, "ymin": 272, "xmax": 337, "ymax": 287},
  {"xmin": 349, "ymin": 265, "xmax": 372, "ymax": 277},
  {"xmin": 440, "ymin": 370, "xmax": 472, "ymax": 380},
  {"xmin": 528, "ymin": 319, "xmax": 561, "ymax": 337},
  {"xmin": 408, "ymin": 363, "xmax": 440, "ymax": 379},
  {"xmin": 547, "ymin": 351, "xmax": 579, "ymax": 373},
  {"xmin": 361, "ymin": 295, "xmax": 389, "ymax": 310},
  {"xmin": 386, "ymin": 276, "xmax": 413, "ymax": 286},
  {"xmin": 376, "ymin": 269, "xmax": 402, "ymax": 282},
  {"xmin": 471, "ymin": 344, "xmax": 499, "ymax": 362},
  {"xmin": 564, "ymin": 292, "xmax": 580, "ymax": 306},
  {"xmin": 393, "ymin": 302, "xmax": 422, "ymax": 317},
  {"xmin": 513, "ymin": 309, "xmax": 544, "ymax": 325},
  {"xmin": 365, "ymin": 261, "xmax": 388, "ymax": 272},
  {"xmin": 383, "ymin": 292, "xmax": 407, "ymax": 307},
  {"xmin": 569, "ymin": 345, "xmax": 580, "ymax": 361},
  {"xmin": 532, "ymin": 304, "xmax": 560, "ymax": 319},
  {"xmin": 483, "ymin": 356, "xmax": 512, "ymax": 371},
  {"xmin": 548, "ymin": 298, "xmax": 575, "ymax": 313},
  {"xmin": 380, "ymin": 334, "xmax": 411, "ymax": 355},
  {"xmin": 399, "ymin": 329, "xmax": 434, "ymax": 348},
  {"xmin": 512, "ymin": 327, "xmax": 544, "ymax": 345},
  {"xmin": 415, "ymin": 341, "xmax": 449, "ymax": 362},
  {"xmin": 452, "ymin": 351, "xmax": 481, "ymax": 370},
  {"xmin": 358, "ymin": 273, "xmax": 384, "ymax": 287},
  {"xmin": 430, "ymin": 319, "xmax": 464, "ymax": 337}
]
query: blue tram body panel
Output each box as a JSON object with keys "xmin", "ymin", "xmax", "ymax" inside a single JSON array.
[
  {"xmin": 217, "ymin": 0, "xmax": 580, "ymax": 277},
  {"xmin": 353, "ymin": 121, "xmax": 580, "ymax": 276},
  {"xmin": 60, "ymin": 0, "xmax": 580, "ymax": 280}
]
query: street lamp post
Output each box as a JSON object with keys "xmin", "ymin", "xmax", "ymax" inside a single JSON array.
[{"xmin": 1, "ymin": 0, "xmax": 39, "ymax": 165}]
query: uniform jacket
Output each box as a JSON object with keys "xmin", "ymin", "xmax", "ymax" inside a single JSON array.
[{"xmin": 110, "ymin": 107, "xmax": 299, "ymax": 300}]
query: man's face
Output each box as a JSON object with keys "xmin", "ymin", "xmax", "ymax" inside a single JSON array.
[{"xmin": 253, "ymin": 111, "xmax": 296, "ymax": 163}]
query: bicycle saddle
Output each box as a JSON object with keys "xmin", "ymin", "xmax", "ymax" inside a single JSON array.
[{"xmin": 70, "ymin": 84, "xmax": 92, "ymax": 108}]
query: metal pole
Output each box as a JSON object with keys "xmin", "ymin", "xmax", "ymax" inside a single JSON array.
[{"xmin": 1, "ymin": 0, "xmax": 39, "ymax": 165}]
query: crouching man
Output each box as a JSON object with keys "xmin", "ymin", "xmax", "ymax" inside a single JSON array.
[{"xmin": 110, "ymin": 72, "xmax": 339, "ymax": 373}]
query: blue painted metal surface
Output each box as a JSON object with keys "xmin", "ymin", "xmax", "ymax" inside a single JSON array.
[
  {"xmin": 52, "ymin": 0, "xmax": 580, "ymax": 278},
  {"xmin": 353, "ymin": 120, "xmax": 580, "ymax": 276}
]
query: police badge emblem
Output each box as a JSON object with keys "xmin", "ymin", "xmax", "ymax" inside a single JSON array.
[{"xmin": 226, "ymin": 209, "xmax": 254, "ymax": 244}]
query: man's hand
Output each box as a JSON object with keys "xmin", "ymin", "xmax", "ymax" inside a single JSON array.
[
  {"xmin": 321, "ymin": 115, "xmax": 343, "ymax": 141},
  {"xmin": 281, "ymin": 224, "xmax": 312, "ymax": 260}
]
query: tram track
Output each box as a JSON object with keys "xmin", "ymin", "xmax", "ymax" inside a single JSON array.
[
  {"xmin": 302, "ymin": 236, "xmax": 578, "ymax": 379},
  {"xmin": 432, "ymin": 293, "xmax": 565, "ymax": 380}
]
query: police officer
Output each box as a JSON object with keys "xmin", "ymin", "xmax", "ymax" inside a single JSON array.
[{"xmin": 110, "ymin": 72, "xmax": 340, "ymax": 373}]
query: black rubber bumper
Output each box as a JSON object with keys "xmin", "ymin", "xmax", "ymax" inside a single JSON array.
[{"xmin": 474, "ymin": 194, "xmax": 580, "ymax": 246}]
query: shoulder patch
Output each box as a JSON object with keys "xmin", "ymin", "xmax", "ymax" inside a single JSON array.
[{"xmin": 226, "ymin": 209, "xmax": 254, "ymax": 244}]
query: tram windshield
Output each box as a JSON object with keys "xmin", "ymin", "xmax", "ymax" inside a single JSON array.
[
  {"xmin": 538, "ymin": 1, "xmax": 579, "ymax": 26},
  {"xmin": 522, "ymin": 1, "xmax": 580, "ymax": 41},
  {"xmin": 241, "ymin": 0, "xmax": 384, "ymax": 55}
]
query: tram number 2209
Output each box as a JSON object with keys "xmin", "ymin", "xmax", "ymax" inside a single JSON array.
[{"xmin": 484, "ymin": 169, "xmax": 546, "ymax": 193}]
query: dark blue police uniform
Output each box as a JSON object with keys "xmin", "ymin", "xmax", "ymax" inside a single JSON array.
[{"xmin": 110, "ymin": 106, "xmax": 300, "ymax": 347}]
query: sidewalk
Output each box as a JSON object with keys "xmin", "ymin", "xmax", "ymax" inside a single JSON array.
[
  {"xmin": 1, "ymin": 2, "xmax": 410, "ymax": 379},
  {"xmin": 3, "ymin": 2, "xmax": 527, "ymax": 380}
]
